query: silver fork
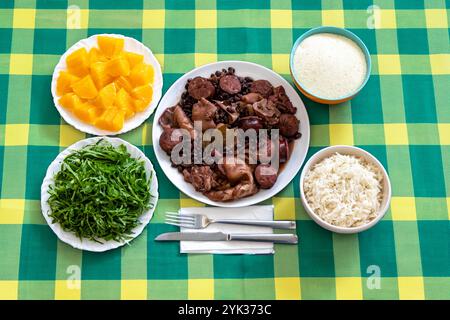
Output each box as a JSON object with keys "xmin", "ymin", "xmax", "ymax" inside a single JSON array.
[{"xmin": 165, "ymin": 212, "xmax": 296, "ymax": 230}]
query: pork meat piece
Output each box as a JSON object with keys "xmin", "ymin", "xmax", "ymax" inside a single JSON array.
[{"xmin": 192, "ymin": 98, "xmax": 217, "ymax": 131}]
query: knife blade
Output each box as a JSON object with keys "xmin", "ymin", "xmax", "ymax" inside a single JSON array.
[{"xmin": 155, "ymin": 232, "xmax": 298, "ymax": 244}]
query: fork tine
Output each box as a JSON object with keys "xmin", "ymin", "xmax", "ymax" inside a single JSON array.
[
  {"xmin": 165, "ymin": 212, "xmax": 194, "ymax": 218},
  {"xmin": 166, "ymin": 217, "xmax": 195, "ymax": 224},
  {"xmin": 165, "ymin": 211, "xmax": 195, "ymax": 217},
  {"xmin": 164, "ymin": 221, "xmax": 183, "ymax": 227},
  {"xmin": 165, "ymin": 218, "xmax": 195, "ymax": 226},
  {"xmin": 165, "ymin": 221, "xmax": 195, "ymax": 229},
  {"xmin": 166, "ymin": 211, "xmax": 196, "ymax": 218},
  {"xmin": 180, "ymin": 213, "xmax": 196, "ymax": 218},
  {"xmin": 165, "ymin": 221, "xmax": 196, "ymax": 229},
  {"xmin": 166, "ymin": 212, "xmax": 196, "ymax": 218},
  {"xmin": 165, "ymin": 213, "xmax": 195, "ymax": 221}
]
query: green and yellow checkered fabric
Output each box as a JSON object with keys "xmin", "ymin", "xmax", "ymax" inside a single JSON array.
[{"xmin": 0, "ymin": 0, "xmax": 449, "ymax": 300}]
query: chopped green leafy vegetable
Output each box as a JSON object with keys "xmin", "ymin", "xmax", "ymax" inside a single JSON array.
[{"xmin": 48, "ymin": 140, "xmax": 152, "ymax": 243}]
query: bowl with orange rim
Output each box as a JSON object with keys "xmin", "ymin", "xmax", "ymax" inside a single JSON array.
[{"xmin": 289, "ymin": 26, "xmax": 371, "ymax": 105}]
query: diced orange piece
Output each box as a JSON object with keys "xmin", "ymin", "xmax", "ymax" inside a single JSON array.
[
  {"xmin": 72, "ymin": 96, "xmax": 85, "ymax": 110},
  {"xmin": 88, "ymin": 47, "xmax": 108, "ymax": 64},
  {"xmin": 115, "ymin": 88, "xmax": 135, "ymax": 119},
  {"xmin": 94, "ymin": 83, "xmax": 116, "ymax": 108},
  {"xmin": 133, "ymin": 99, "xmax": 147, "ymax": 112},
  {"xmin": 96, "ymin": 107, "xmax": 116, "ymax": 128},
  {"xmin": 90, "ymin": 62, "xmax": 113, "ymax": 89},
  {"xmin": 71, "ymin": 75, "xmax": 98, "ymax": 99},
  {"xmin": 124, "ymin": 52, "xmax": 144, "ymax": 69},
  {"xmin": 66, "ymin": 48, "xmax": 89, "ymax": 77},
  {"xmin": 73, "ymin": 102, "xmax": 99, "ymax": 124},
  {"xmin": 88, "ymin": 106, "xmax": 104, "ymax": 121},
  {"xmin": 129, "ymin": 63, "xmax": 154, "ymax": 86},
  {"xmin": 121, "ymin": 107, "xmax": 134, "ymax": 119},
  {"xmin": 131, "ymin": 85, "xmax": 153, "ymax": 103},
  {"xmin": 59, "ymin": 93, "xmax": 82, "ymax": 110},
  {"xmin": 112, "ymin": 110, "xmax": 125, "ymax": 131},
  {"xmin": 56, "ymin": 71, "xmax": 79, "ymax": 96},
  {"xmin": 114, "ymin": 76, "xmax": 133, "ymax": 93},
  {"xmin": 106, "ymin": 56, "xmax": 130, "ymax": 77},
  {"xmin": 95, "ymin": 107, "xmax": 124, "ymax": 131},
  {"xmin": 131, "ymin": 85, "xmax": 153, "ymax": 112},
  {"xmin": 97, "ymin": 36, "xmax": 124, "ymax": 58},
  {"xmin": 73, "ymin": 104, "xmax": 90, "ymax": 123}
]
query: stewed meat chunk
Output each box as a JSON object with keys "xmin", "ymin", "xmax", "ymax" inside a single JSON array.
[
  {"xmin": 279, "ymin": 113, "xmax": 300, "ymax": 138},
  {"xmin": 250, "ymin": 80, "xmax": 273, "ymax": 98}
]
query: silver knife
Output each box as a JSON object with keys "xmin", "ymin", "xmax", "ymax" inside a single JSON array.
[{"xmin": 155, "ymin": 232, "xmax": 298, "ymax": 244}]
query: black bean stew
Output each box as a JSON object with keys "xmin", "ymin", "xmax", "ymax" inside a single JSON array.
[{"xmin": 159, "ymin": 67, "xmax": 301, "ymax": 202}]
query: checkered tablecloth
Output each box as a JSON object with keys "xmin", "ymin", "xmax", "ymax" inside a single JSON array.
[{"xmin": 0, "ymin": 0, "xmax": 449, "ymax": 300}]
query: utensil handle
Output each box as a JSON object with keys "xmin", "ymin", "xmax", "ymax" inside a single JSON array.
[
  {"xmin": 229, "ymin": 233, "xmax": 298, "ymax": 244},
  {"xmin": 213, "ymin": 219, "xmax": 296, "ymax": 230}
]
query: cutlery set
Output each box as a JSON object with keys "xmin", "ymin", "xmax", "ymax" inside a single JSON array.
[{"xmin": 156, "ymin": 212, "xmax": 298, "ymax": 245}]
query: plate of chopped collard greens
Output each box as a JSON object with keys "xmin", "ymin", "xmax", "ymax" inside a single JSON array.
[{"xmin": 41, "ymin": 136, "xmax": 158, "ymax": 252}]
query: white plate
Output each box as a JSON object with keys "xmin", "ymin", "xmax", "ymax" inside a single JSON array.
[
  {"xmin": 51, "ymin": 33, "xmax": 163, "ymax": 136},
  {"xmin": 41, "ymin": 137, "xmax": 159, "ymax": 252},
  {"xmin": 152, "ymin": 61, "xmax": 310, "ymax": 207}
]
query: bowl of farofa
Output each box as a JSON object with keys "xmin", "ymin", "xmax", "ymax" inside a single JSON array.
[
  {"xmin": 290, "ymin": 26, "xmax": 371, "ymax": 105},
  {"xmin": 299, "ymin": 145, "xmax": 391, "ymax": 234}
]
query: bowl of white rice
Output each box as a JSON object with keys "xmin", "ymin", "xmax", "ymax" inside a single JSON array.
[
  {"xmin": 299, "ymin": 145, "xmax": 391, "ymax": 233},
  {"xmin": 290, "ymin": 26, "xmax": 371, "ymax": 105}
]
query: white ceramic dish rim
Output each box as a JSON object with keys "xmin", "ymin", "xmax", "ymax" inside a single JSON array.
[
  {"xmin": 299, "ymin": 145, "xmax": 392, "ymax": 234},
  {"xmin": 40, "ymin": 136, "xmax": 159, "ymax": 252},
  {"xmin": 51, "ymin": 33, "xmax": 163, "ymax": 136},
  {"xmin": 152, "ymin": 60, "xmax": 311, "ymax": 207}
]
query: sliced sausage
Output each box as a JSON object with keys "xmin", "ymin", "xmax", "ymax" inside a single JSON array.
[
  {"xmin": 255, "ymin": 164, "xmax": 278, "ymax": 189},
  {"xmin": 219, "ymin": 75, "xmax": 241, "ymax": 94},
  {"xmin": 279, "ymin": 114, "xmax": 299, "ymax": 138},
  {"xmin": 250, "ymin": 80, "xmax": 273, "ymax": 98},
  {"xmin": 188, "ymin": 77, "xmax": 215, "ymax": 100},
  {"xmin": 238, "ymin": 116, "xmax": 264, "ymax": 131},
  {"xmin": 279, "ymin": 137, "xmax": 289, "ymax": 163}
]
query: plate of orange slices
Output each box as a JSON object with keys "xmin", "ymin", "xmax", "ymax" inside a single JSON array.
[{"xmin": 51, "ymin": 34, "xmax": 163, "ymax": 135}]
